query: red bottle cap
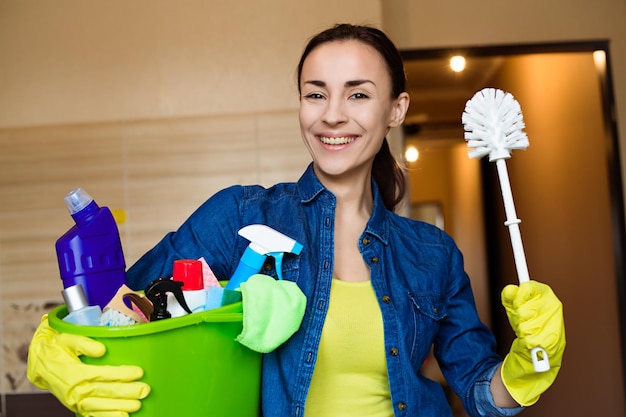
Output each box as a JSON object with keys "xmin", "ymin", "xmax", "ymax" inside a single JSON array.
[{"xmin": 172, "ymin": 259, "xmax": 203, "ymax": 291}]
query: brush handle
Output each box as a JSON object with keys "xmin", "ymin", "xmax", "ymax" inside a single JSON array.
[
  {"xmin": 495, "ymin": 159, "xmax": 530, "ymax": 283},
  {"xmin": 495, "ymin": 158, "xmax": 550, "ymax": 373}
]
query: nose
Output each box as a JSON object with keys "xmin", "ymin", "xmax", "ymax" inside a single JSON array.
[{"xmin": 322, "ymin": 97, "xmax": 348, "ymax": 126}]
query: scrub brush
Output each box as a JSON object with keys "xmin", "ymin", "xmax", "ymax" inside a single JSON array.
[{"xmin": 462, "ymin": 87, "xmax": 549, "ymax": 373}]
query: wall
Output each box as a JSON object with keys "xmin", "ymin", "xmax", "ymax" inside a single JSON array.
[{"xmin": 0, "ymin": 0, "xmax": 380, "ymax": 127}]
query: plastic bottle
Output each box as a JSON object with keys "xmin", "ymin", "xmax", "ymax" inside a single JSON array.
[
  {"xmin": 168, "ymin": 259, "xmax": 206, "ymax": 317},
  {"xmin": 55, "ymin": 188, "xmax": 127, "ymax": 309},
  {"xmin": 62, "ymin": 284, "xmax": 102, "ymax": 326}
]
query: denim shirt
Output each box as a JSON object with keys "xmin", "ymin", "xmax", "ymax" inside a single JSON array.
[{"xmin": 126, "ymin": 164, "xmax": 523, "ymax": 417}]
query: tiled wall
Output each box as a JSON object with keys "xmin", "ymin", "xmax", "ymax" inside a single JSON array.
[{"xmin": 0, "ymin": 110, "xmax": 310, "ymax": 395}]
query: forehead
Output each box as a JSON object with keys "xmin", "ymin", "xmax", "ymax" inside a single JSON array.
[{"xmin": 301, "ymin": 40, "xmax": 389, "ymax": 83}]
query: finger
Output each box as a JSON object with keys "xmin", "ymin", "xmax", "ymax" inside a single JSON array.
[
  {"xmin": 57, "ymin": 333, "xmax": 107, "ymax": 358},
  {"xmin": 82, "ymin": 365, "xmax": 145, "ymax": 383},
  {"xmin": 79, "ymin": 396, "xmax": 143, "ymax": 414},
  {"xmin": 501, "ymin": 284, "xmax": 519, "ymax": 306},
  {"xmin": 83, "ymin": 411, "xmax": 130, "ymax": 417},
  {"xmin": 75, "ymin": 379, "xmax": 150, "ymax": 401}
]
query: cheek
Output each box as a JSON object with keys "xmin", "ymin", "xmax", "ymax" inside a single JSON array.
[{"xmin": 299, "ymin": 103, "xmax": 322, "ymax": 134}]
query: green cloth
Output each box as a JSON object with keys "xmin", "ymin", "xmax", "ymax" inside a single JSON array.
[{"xmin": 236, "ymin": 274, "xmax": 306, "ymax": 353}]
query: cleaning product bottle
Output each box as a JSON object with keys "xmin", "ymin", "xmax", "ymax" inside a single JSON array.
[
  {"xmin": 62, "ymin": 284, "xmax": 102, "ymax": 326},
  {"xmin": 225, "ymin": 224, "xmax": 303, "ymax": 289},
  {"xmin": 167, "ymin": 259, "xmax": 206, "ymax": 317},
  {"xmin": 145, "ymin": 277, "xmax": 192, "ymax": 321},
  {"xmin": 55, "ymin": 187, "xmax": 127, "ymax": 310}
]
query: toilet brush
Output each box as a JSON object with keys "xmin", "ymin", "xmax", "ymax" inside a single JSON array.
[{"xmin": 462, "ymin": 87, "xmax": 550, "ymax": 373}]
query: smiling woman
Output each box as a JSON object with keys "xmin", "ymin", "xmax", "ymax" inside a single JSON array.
[{"xmin": 27, "ymin": 24, "xmax": 565, "ymax": 417}]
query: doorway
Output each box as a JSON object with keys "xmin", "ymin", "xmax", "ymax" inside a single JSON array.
[{"xmin": 400, "ymin": 41, "xmax": 626, "ymax": 416}]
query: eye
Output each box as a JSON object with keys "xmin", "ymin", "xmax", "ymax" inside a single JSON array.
[
  {"xmin": 350, "ymin": 92, "xmax": 369, "ymax": 100},
  {"xmin": 303, "ymin": 92, "xmax": 325, "ymax": 100}
]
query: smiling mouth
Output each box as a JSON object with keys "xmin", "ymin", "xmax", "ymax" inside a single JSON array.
[{"xmin": 319, "ymin": 136, "xmax": 356, "ymax": 145}]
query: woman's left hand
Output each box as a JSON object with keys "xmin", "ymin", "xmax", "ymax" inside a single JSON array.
[{"xmin": 500, "ymin": 280, "xmax": 566, "ymax": 406}]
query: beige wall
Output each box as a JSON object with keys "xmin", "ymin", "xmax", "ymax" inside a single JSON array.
[{"xmin": 0, "ymin": 0, "xmax": 382, "ymax": 127}]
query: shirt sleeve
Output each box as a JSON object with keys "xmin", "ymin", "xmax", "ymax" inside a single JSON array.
[
  {"xmin": 125, "ymin": 185, "xmax": 245, "ymax": 290},
  {"xmin": 474, "ymin": 364, "xmax": 525, "ymax": 417}
]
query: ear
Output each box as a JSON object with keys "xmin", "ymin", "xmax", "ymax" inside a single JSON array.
[{"xmin": 388, "ymin": 92, "xmax": 410, "ymax": 128}]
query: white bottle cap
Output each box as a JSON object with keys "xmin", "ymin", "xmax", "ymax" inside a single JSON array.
[{"xmin": 64, "ymin": 187, "xmax": 94, "ymax": 214}]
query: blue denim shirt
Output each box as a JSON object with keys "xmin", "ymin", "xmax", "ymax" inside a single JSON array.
[{"xmin": 126, "ymin": 164, "xmax": 523, "ymax": 417}]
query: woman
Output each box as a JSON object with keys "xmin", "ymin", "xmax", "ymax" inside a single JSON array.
[{"xmin": 28, "ymin": 24, "xmax": 565, "ymax": 417}]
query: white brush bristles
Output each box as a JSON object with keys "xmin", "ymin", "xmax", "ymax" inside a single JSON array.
[{"xmin": 462, "ymin": 88, "xmax": 529, "ymax": 161}]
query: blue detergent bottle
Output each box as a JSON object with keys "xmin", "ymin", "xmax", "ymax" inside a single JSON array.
[{"xmin": 55, "ymin": 188, "xmax": 127, "ymax": 309}]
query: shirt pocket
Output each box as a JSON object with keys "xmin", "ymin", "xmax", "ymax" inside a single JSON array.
[{"xmin": 408, "ymin": 293, "xmax": 448, "ymax": 360}]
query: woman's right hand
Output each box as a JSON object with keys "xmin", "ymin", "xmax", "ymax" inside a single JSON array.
[{"xmin": 27, "ymin": 315, "xmax": 150, "ymax": 417}]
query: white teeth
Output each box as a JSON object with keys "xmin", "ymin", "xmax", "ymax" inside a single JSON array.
[{"xmin": 319, "ymin": 136, "xmax": 355, "ymax": 145}]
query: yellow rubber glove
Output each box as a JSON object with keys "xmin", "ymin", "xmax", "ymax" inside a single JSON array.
[
  {"xmin": 27, "ymin": 315, "xmax": 150, "ymax": 417},
  {"xmin": 501, "ymin": 281, "xmax": 565, "ymax": 406}
]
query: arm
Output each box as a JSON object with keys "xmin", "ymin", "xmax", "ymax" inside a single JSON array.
[
  {"xmin": 490, "ymin": 364, "xmax": 519, "ymax": 408},
  {"xmin": 126, "ymin": 186, "xmax": 245, "ymax": 290}
]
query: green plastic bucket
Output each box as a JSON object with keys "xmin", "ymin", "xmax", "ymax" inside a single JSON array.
[{"xmin": 48, "ymin": 301, "xmax": 262, "ymax": 417}]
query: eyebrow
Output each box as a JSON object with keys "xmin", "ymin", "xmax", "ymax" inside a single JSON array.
[{"xmin": 303, "ymin": 79, "xmax": 375, "ymax": 88}]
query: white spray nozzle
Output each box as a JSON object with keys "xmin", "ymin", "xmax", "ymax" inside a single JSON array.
[
  {"xmin": 225, "ymin": 224, "xmax": 303, "ymax": 290},
  {"xmin": 239, "ymin": 224, "xmax": 303, "ymax": 256}
]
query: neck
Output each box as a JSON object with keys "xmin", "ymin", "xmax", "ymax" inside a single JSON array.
[{"xmin": 315, "ymin": 167, "xmax": 374, "ymax": 217}]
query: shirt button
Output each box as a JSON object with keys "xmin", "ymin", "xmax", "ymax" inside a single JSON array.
[
  {"xmin": 390, "ymin": 347, "xmax": 399, "ymax": 356},
  {"xmin": 382, "ymin": 295, "xmax": 391, "ymax": 303},
  {"xmin": 263, "ymin": 264, "xmax": 272, "ymax": 271},
  {"xmin": 371, "ymin": 257, "xmax": 379, "ymax": 263},
  {"xmin": 398, "ymin": 402, "xmax": 407, "ymax": 411},
  {"xmin": 362, "ymin": 237, "xmax": 370, "ymax": 245}
]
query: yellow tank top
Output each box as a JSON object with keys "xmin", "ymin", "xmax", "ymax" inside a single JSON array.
[{"xmin": 304, "ymin": 279, "xmax": 393, "ymax": 417}]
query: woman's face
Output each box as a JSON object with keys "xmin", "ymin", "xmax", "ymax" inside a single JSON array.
[{"xmin": 299, "ymin": 40, "xmax": 409, "ymax": 182}]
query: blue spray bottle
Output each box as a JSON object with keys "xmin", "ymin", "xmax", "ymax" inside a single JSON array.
[
  {"xmin": 55, "ymin": 188, "xmax": 127, "ymax": 309},
  {"xmin": 205, "ymin": 224, "xmax": 303, "ymax": 309}
]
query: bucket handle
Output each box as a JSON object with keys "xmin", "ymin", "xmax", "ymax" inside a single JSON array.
[{"xmin": 201, "ymin": 313, "xmax": 243, "ymax": 323}]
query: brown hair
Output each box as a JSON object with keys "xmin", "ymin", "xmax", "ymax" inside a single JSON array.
[{"xmin": 297, "ymin": 23, "xmax": 407, "ymax": 211}]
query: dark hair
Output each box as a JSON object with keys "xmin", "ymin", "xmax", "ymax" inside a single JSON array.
[{"xmin": 297, "ymin": 23, "xmax": 407, "ymax": 211}]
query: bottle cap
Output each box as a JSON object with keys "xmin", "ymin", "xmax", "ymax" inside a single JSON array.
[
  {"xmin": 64, "ymin": 187, "xmax": 94, "ymax": 214},
  {"xmin": 173, "ymin": 259, "xmax": 203, "ymax": 290},
  {"xmin": 62, "ymin": 284, "xmax": 90, "ymax": 312}
]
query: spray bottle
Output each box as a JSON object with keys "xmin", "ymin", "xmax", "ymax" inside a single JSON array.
[
  {"xmin": 205, "ymin": 224, "xmax": 303, "ymax": 309},
  {"xmin": 226, "ymin": 224, "xmax": 303, "ymax": 289},
  {"xmin": 167, "ymin": 259, "xmax": 206, "ymax": 317},
  {"xmin": 55, "ymin": 188, "xmax": 127, "ymax": 310}
]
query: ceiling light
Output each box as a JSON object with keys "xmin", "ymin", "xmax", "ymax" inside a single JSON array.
[
  {"xmin": 450, "ymin": 55, "xmax": 466, "ymax": 72},
  {"xmin": 405, "ymin": 146, "xmax": 419, "ymax": 163}
]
